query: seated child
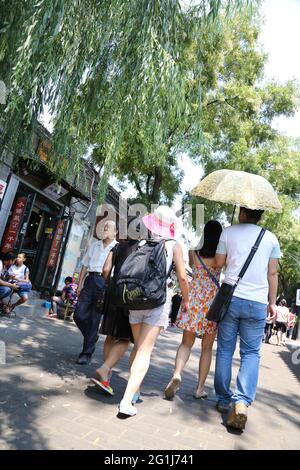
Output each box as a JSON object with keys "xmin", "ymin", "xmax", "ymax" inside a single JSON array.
[
  {"xmin": 8, "ymin": 253, "xmax": 32, "ymax": 312},
  {"xmin": 48, "ymin": 276, "xmax": 77, "ymax": 319}
]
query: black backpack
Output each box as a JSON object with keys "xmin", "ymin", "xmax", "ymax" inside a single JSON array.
[{"xmin": 113, "ymin": 239, "xmax": 172, "ymax": 310}]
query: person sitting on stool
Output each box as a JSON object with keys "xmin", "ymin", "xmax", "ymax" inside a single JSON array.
[
  {"xmin": 48, "ymin": 276, "xmax": 77, "ymax": 319},
  {"xmin": 0, "ymin": 253, "xmax": 19, "ymax": 312},
  {"xmin": 74, "ymin": 220, "xmax": 118, "ymax": 365}
]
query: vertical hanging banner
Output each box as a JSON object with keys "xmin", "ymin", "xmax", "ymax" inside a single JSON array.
[
  {"xmin": 1, "ymin": 196, "xmax": 27, "ymax": 253},
  {"xmin": 47, "ymin": 220, "xmax": 65, "ymax": 268}
]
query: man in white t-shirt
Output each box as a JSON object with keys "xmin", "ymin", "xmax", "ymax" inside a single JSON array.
[{"xmin": 214, "ymin": 207, "xmax": 281, "ymax": 430}]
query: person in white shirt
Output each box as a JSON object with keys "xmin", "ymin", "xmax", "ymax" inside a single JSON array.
[
  {"xmin": 74, "ymin": 220, "xmax": 118, "ymax": 365},
  {"xmin": 7, "ymin": 253, "xmax": 32, "ymax": 312},
  {"xmin": 214, "ymin": 207, "xmax": 281, "ymax": 430},
  {"xmin": 275, "ymin": 299, "xmax": 289, "ymax": 346}
]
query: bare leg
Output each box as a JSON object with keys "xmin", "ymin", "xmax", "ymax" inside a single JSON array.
[
  {"xmin": 164, "ymin": 330, "xmax": 196, "ymax": 398},
  {"xmin": 173, "ymin": 330, "xmax": 196, "ymax": 379},
  {"xmin": 121, "ymin": 323, "xmax": 161, "ymax": 404},
  {"xmin": 96, "ymin": 339, "xmax": 130, "ymax": 381},
  {"xmin": 50, "ymin": 297, "xmax": 62, "ymax": 316},
  {"xmin": 128, "ymin": 323, "xmax": 141, "ymax": 369},
  {"xmin": 277, "ymin": 330, "xmax": 282, "ymax": 345},
  {"xmin": 129, "ymin": 344, "xmax": 138, "ymax": 369},
  {"xmin": 10, "ymin": 296, "xmax": 27, "ymax": 310},
  {"xmin": 195, "ymin": 331, "xmax": 216, "ymax": 396},
  {"xmin": 128, "ymin": 332, "xmax": 139, "ymax": 402},
  {"xmin": 103, "ymin": 335, "xmax": 117, "ymax": 361}
]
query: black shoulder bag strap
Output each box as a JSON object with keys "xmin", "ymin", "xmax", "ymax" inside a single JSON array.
[
  {"xmin": 207, "ymin": 228, "xmax": 266, "ymax": 324},
  {"xmin": 234, "ymin": 228, "xmax": 266, "ymax": 287}
]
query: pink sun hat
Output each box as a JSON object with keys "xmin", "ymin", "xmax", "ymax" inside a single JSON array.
[{"xmin": 142, "ymin": 205, "xmax": 179, "ymax": 239}]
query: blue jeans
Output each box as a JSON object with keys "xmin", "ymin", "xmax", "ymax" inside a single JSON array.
[
  {"xmin": 0, "ymin": 286, "xmax": 12, "ymax": 300},
  {"xmin": 214, "ymin": 296, "xmax": 267, "ymax": 407}
]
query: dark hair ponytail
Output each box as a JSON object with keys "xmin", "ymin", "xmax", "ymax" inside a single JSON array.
[{"xmin": 197, "ymin": 220, "xmax": 222, "ymax": 259}]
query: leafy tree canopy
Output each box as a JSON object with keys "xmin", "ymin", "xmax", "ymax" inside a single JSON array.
[
  {"xmin": 105, "ymin": 4, "xmax": 299, "ymax": 205},
  {"xmin": 0, "ymin": 0, "xmax": 253, "ymax": 201}
]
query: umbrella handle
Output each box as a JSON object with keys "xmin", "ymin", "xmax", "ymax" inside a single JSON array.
[{"xmin": 230, "ymin": 205, "xmax": 236, "ymax": 225}]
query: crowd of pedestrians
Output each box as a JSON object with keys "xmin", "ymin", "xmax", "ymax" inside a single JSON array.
[
  {"xmin": 68, "ymin": 203, "xmax": 296, "ymax": 432},
  {"xmin": 2, "ymin": 203, "xmax": 297, "ymax": 432}
]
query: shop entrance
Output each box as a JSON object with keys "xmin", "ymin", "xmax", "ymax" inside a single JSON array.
[{"xmin": 1, "ymin": 183, "xmax": 67, "ymax": 290}]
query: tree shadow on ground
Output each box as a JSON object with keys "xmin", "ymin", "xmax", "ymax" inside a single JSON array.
[
  {"xmin": 0, "ymin": 303, "xmax": 96, "ymax": 449},
  {"xmin": 0, "ymin": 373, "xmax": 62, "ymax": 449},
  {"xmin": 1, "ymin": 302, "xmax": 299, "ymax": 450}
]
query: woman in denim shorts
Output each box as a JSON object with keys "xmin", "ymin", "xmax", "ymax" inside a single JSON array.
[{"xmin": 118, "ymin": 206, "xmax": 189, "ymax": 417}]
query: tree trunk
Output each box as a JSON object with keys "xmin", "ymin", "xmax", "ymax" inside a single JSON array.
[{"xmin": 151, "ymin": 167, "xmax": 162, "ymax": 204}]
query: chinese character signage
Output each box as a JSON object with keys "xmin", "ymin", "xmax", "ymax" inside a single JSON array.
[
  {"xmin": 1, "ymin": 196, "xmax": 27, "ymax": 252},
  {"xmin": 47, "ymin": 220, "xmax": 65, "ymax": 268}
]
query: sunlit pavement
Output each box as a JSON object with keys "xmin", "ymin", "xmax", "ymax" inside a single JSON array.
[{"xmin": 0, "ymin": 295, "xmax": 299, "ymax": 450}]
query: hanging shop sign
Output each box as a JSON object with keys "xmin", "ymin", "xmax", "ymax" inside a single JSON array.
[
  {"xmin": 43, "ymin": 183, "xmax": 68, "ymax": 200},
  {"xmin": 1, "ymin": 196, "xmax": 27, "ymax": 253},
  {"xmin": 47, "ymin": 219, "xmax": 65, "ymax": 268}
]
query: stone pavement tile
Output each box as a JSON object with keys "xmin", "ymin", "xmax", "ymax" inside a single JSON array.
[
  {"xmin": 71, "ymin": 415, "xmax": 124, "ymax": 436},
  {"xmin": 45, "ymin": 431, "xmax": 103, "ymax": 450},
  {"xmin": 104, "ymin": 439, "xmax": 144, "ymax": 451},
  {"xmin": 120, "ymin": 431, "xmax": 173, "ymax": 450},
  {"xmin": 128, "ymin": 414, "xmax": 186, "ymax": 437},
  {"xmin": 119, "ymin": 419, "xmax": 160, "ymax": 436},
  {"xmin": 82, "ymin": 430, "xmax": 128, "ymax": 449},
  {"xmin": 53, "ymin": 418, "xmax": 94, "ymax": 439},
  {"xmin": 172, "ymin": 443, "xmax": 200, "ymax": 451},
  {"xmin": 1, "ymin": 304, "xmax": 300, "ymax": 450},
  {"xmin": 206, "ymin": 441, "xmax": 233, "ymax": 450}
]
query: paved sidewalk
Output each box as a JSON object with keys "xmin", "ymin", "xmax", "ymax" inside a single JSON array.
[{"xmin": 0, "ymin": 296, "xmax": 299, "ymax": 450}]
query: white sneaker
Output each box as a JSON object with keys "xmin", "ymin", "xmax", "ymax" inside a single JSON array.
[{"xmin": 118, "ymin": 400, "xmax": 137, "ymax": 417}]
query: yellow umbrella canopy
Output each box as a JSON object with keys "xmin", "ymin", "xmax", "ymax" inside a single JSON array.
[{"xmin": 192, "ymin": 169, "xmax": 282, "ymax": 212}]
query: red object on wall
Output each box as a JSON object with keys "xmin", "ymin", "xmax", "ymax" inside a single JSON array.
[
  {"xmin": 1, "ymin": 196, "xmax": 27, "ymax": 253},
  {"xmin": 47, "ymin": 220, "xmax": 65, "ymax": 268}
]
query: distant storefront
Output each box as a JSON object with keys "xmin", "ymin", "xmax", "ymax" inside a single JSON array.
[{"xmin": 0, "ymin": 123, "xmax": 125, "ymax": 295}]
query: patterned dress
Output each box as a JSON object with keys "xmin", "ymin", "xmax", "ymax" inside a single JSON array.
[{"xmin": 175, "ymin": 258, "xmax": 221, "ymax": 335}]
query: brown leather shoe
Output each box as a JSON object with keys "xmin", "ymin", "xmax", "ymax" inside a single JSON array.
[{"xmin": 227, "ymin": 402, "xmax": 248, "ymax": 430}]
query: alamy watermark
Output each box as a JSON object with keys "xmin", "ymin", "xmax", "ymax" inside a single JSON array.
[
  {"xmin": 95, "ymin": 201, "xmax": 205, "ymax": 248},
  {"xmin": 291, "ymin": 348, "xmax": 300, "ymax": 365}
]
